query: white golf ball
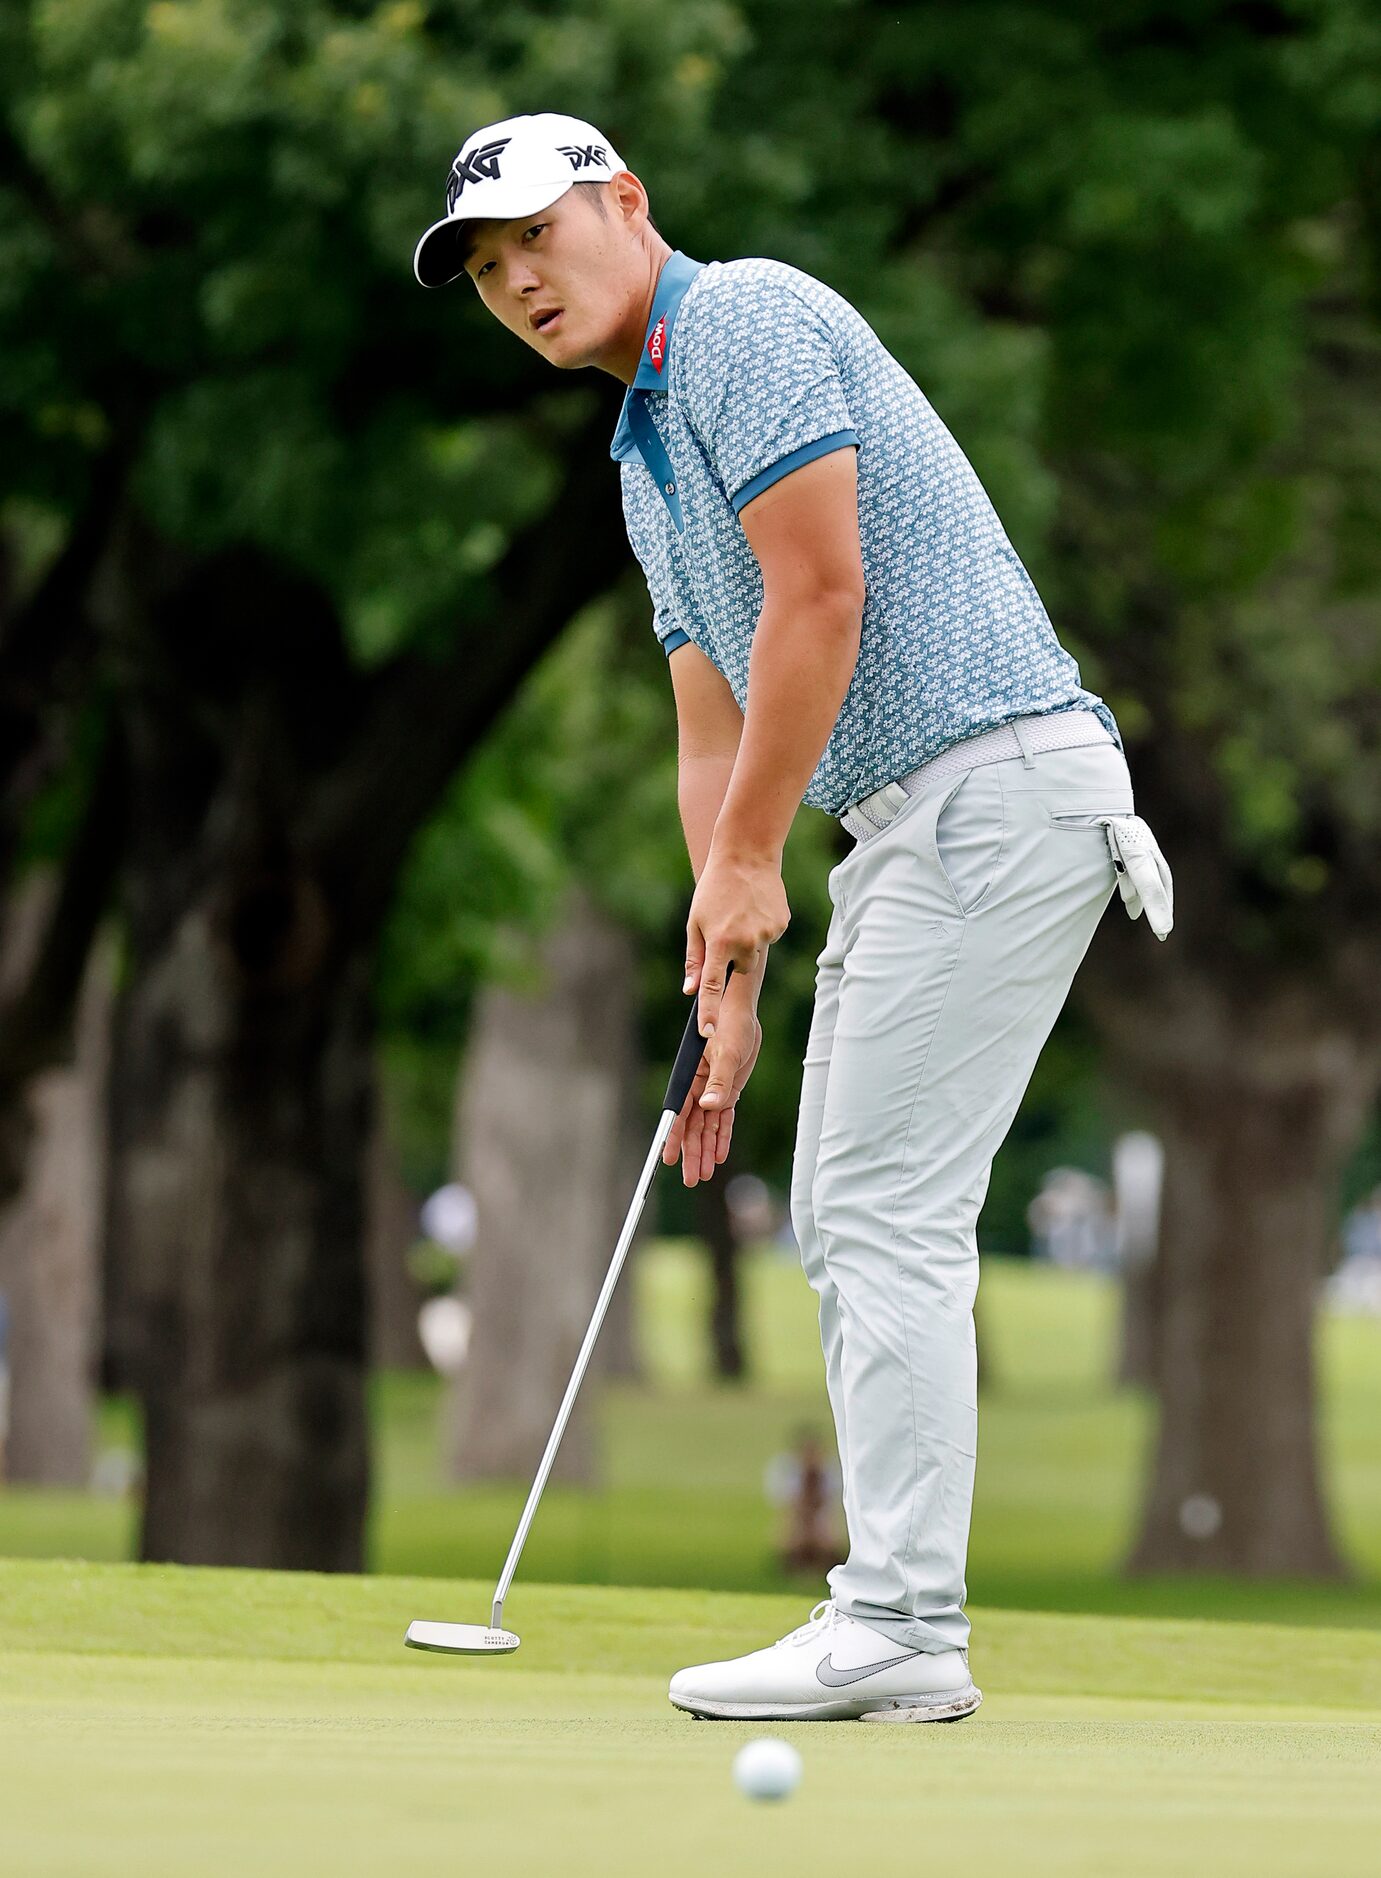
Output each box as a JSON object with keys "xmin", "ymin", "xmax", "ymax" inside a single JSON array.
[{"xmin": 732, "ymin": 1737, "xmax": 803, "ymax": 1802}]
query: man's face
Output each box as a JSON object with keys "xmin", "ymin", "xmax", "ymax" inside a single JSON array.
[{"xmin": 462, "ymin": 186, "xmax": 636, "ymax": 370}]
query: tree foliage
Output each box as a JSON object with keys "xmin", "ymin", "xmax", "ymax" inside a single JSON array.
[{"xmin": 4, "ymin": 0, "xmax": 1380, "ymax": 1573}]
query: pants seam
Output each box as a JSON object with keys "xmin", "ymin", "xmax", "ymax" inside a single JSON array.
[{"xmin": 883, "ymin": 912, "xmax": 970, "ymax": 1603}]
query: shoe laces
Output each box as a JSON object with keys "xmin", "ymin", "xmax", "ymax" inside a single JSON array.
[{"xmin": 778, "ymin": 1599, "xmax": 845, "ymax": 1648}]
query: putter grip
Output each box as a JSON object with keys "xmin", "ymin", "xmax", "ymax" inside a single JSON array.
[{"xmin": 661, "ymin": 961, "xmax": 736, "ymax": 1117}]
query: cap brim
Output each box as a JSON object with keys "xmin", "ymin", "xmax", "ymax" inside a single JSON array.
[
  {"xmin": 412, "ymin": 180, "xmax": 574, "ymax": 288},
  {"xmin": 413, "ymin": 218, "xmax": 474, "ymax": 290}
]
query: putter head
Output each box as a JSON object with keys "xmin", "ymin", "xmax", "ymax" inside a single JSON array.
[{"xmin": 404, "ymin": 1619, "xmax": 521, "ymax": 1656}]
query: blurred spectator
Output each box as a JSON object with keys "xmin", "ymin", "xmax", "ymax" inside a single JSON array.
[
  {"xmin": 1111, "ymin": 1131, "xmax": 1164, "ymax": 1274},
  {"xmin": 1326, "ymin": 1186, "xmax": 1381, "ymax": 1316},
  {"xmin": 722, "ymin": 1171, "xmax": 800, "ymax": 1257},
  {"xmin": 419, "ymin": 1182, "xmax": 478, "ymax": 1258},
  {"xmin": 417, "ymin": 1295, "xmax": 474, "ymax": 1376},
  {"xmin": 409, "ymin": 1182, "xmax": 479, "ymax": 1313},
  {"xmin": 1340, "ymin": 1185, "xmax": 1381, "ymax": 1262},
  {"xmin": 90, "ymin": 1447, "xmax": 141, "ymax": 1497},
  {"xmin": 1027, "ymin": 1166, "xmax": 1117, "ymax": 1271},
  {"xmin": 725, "ymin": 1172, "xmax": 779, "ymax": 1245},
  {"xmin": 765, "ymin": 1426, "xmax": 844, "ymax": 1576}
]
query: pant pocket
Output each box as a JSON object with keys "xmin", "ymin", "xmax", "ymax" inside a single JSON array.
[
  {"xmin": 1043, "ymin": 804, "xmax": 1135, "ymax": 901},
  {"xmin": 933, "ymin": 766, "xmax": 1007, "ymax": 917},
  {"xmin": 1047, "ymin": 804, "xmax": 1135, "ymax": 832}
]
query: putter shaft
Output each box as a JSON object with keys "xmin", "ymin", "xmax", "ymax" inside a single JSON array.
[
  {"xmin": 407, "ymin": 970, "xmax": 729, "ymax": 1653},
  {"xmin": 488, "ymin": 969, "xmax": 731, "ymax": 1629},
  {"xmin": 490, "ymin": 1108, "xmax": 678, "ymax": 1631}
]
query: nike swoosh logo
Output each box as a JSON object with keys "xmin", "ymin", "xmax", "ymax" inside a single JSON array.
[{"xmin": 816, "ymin": 1650, "xmax": 921, "ymax": 1688}]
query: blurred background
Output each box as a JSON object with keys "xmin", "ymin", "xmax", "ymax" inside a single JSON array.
[{"xmin": 1, "ymin": 0, "xmax": 1379, "ymax": 1631}]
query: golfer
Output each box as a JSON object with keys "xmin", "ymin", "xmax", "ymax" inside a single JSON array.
[{"xmin": 415, "ymin": 112, "xmax": 1173, "ymax": 1723}]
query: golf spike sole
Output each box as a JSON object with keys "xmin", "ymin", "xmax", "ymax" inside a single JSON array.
[{"xmin": 677, "ymin": 1686, "xmax": 982, "ymax": 1723}]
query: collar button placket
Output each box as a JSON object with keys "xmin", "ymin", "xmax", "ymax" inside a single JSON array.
[
  {"xmin": 627, "ymin": 393, "xmax": 685, "ymax": 534},
  {"xmin": 608, "ymin": 250, "xmax": 705, "ymax": 536}
]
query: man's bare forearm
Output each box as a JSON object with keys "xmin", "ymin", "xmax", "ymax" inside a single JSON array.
[
  {"xmin": 678, "ymin": 753, "xmax": 735, "ymax": 882},
  {"xmin": 679, "ymin": 753, "xmax": 768, "ymax": 1011},
  {"xmin": 712, "ymin": 596, "xmax": 862, "ymax": 864}
]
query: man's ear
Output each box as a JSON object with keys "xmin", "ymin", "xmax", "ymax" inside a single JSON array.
[{"xmin": 610, "ymin": 169, "xmax": 651, "ymax": 229}]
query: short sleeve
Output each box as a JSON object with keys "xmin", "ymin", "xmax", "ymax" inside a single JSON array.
[
  {"xmin": 680, "ymin": 271, "xmax": 859, "ymax": 513},
  {"xmin": 655, "ymin": 606, "xmax": 690, "ymax": 657}
]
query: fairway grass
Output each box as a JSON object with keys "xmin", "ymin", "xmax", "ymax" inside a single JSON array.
[{"xmin": 2, "ymin": 1560, "xmax": 1378, "ymax": 1877}]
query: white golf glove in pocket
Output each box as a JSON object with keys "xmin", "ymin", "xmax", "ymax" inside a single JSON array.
[{"xmin": 1097, "ymin": 816, "xmax": 1174, "ymax": 940}]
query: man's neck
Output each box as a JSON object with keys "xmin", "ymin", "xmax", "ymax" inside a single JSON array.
[{"xmin": 605, "ymin": 236, "xmax": 676, "ymax": 385}]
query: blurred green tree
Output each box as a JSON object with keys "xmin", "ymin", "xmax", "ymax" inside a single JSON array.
[
  {"xmin": 5, "ymin": 0, "xmax": 1378, "ymax": 1584},
  {"xmin": 402, "ymin": 0, "xmax": 1381, "ymax": 1575},
  {"xmin": 0, "ymin": 0, "xmax": 745, "ymax": 1567},
  {"xmin": 747, "ymin": 0, "xmax": 1381, "ymax": 1576}
]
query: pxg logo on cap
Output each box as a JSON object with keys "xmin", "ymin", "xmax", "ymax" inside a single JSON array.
[
  {"xmin": 415, "ymin": 112, "xmax": 625, "ymax": 289},
  {"xmin": 447, "ymin": 137, "xmax": 513, "ymax": 205}
]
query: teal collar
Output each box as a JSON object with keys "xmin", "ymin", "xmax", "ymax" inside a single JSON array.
[{"xmin": 610, "ymin": 250, "xmax": 706, "ymax": 466}]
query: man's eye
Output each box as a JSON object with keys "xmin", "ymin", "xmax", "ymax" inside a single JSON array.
[{"xmin": 473, "ymin": 226, "xmax": 542, "ymax": 280}]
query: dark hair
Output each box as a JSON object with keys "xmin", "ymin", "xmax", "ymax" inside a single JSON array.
[{"xmin": 573, "ymin": 178, "xmax": 661, "ymax": 236}]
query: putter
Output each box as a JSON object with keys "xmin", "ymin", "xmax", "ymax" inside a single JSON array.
[{"xmin": 405, "ymin": 963, "xmax": 734, "ymax": 1657}]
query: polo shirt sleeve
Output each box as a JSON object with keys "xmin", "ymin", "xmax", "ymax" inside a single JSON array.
[
  {"xmin": 680, "ymin": 272, "xmax": 860, "ymax": 514},
  {"xmin": 655, "ymin": 606, "xmax": 690, "ymax": 657}
]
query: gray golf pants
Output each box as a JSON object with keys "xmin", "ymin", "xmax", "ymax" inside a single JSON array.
[{"xmin": 790, "ymin": 719, "xmax": 1135, "ymax": 1655}]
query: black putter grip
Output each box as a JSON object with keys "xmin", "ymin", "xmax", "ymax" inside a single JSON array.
[{"xmin": 661, "ymin": 961, "xmax": 736, "ymax": 1117}]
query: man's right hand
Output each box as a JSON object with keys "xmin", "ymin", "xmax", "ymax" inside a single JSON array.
[{"xmin": 663, "ymin": 993, "xmax": 762, "ymax": 1187}]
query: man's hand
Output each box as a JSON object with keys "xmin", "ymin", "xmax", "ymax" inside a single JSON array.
[
  {"xmin": 684, "ymin": 847, "xmax": 790, "ymax": 1038},
  {"xmin": 663, "ymin": 991, "xmax": 763, "ymax": 1186}
]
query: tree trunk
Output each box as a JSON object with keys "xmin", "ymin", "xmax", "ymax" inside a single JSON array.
[
  {"xmin": 598, "ymin": 1052, "xmax": 649, "ymax": 1384},
  {"xmin": 1116, "ymin": 1253, "xmax": 1161, "ymax": 1393},
  {"xmin": 1083, "ymin": 961, "xmax": 1376, "ymax": 1579},
  {"xmin": 694, "ymin": 1173, "xmax": 746, "ymax": 1381},
  {"xmin": 0, "ymin": 734, "xmax": 123, "ymax": 1219},
  {"xmin": 365, "ymin": 1110, "xmax": 426, "ymax": 1371},
  {"xmin": 1126, "ymin": 1071, "xmax": 1359, "ymax": 1577},
  {"xmin": 0, "ymin": 458, "xmax": 124, "ymax": 1226},
  {"xmin": 7, "ymin": 397, "xmax": 625, "ymax": 1567},
  {"xmin": 448, "ymin": 889, "xmax": 640, "ymax": 1484},
  {"xmin": 0, "ymin": 917, "xmax": 112, "ymax": 1484},
  {"xmin": 106, "ymin": 891, "xmax": 374, "ymax": 1569}
]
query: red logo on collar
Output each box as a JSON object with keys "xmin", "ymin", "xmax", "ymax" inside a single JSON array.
[{"xmin": 646, "ymin": 314, "xmax": 667, "ymax": 373}]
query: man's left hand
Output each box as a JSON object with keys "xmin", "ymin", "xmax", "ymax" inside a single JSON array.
[{"xmin": 684, "ymin": 848, "xmax": 790, "ymax": 1036}]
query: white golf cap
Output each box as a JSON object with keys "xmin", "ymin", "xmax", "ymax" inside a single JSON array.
[{"xmin": 414, "ymin": 112, "xmax": 626, "ymax": 289}]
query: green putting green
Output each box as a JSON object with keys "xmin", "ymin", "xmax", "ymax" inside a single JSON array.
[{"xmin": 2, "ymin": 1559, "xmax": 1378, "ymax": 1877}]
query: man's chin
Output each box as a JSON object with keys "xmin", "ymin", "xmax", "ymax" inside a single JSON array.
[
  {"xmin": 541, "ymin": 340, "xmax": 593, "ymax": 371},
  {"xmin": 524, "ymin": 323, "xmax": 604, "ymax": 374}
]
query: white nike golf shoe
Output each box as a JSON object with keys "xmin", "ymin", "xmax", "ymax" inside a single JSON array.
[{"xmin": 668, "ymin": 1600, "xmax": 982, "ymax": 1723}]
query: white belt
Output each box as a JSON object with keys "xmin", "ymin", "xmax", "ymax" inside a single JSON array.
[
  {"xmin": 837, "ymin": 713, "xmax": 1175, "ymax": 941},
  {"xmin": 839, "ymin": 711, "xmax": 1115, "ymax": 845}
]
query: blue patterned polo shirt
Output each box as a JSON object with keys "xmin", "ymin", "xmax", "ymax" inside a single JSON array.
[{"xmin": 610, "ymin": 250, "xmax": 1121, "ymax": 815}]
